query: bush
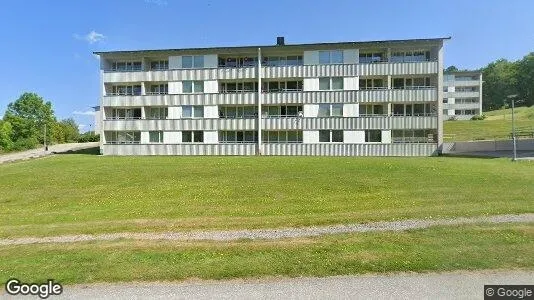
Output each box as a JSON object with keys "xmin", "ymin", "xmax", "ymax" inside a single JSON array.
[
  {"xmin": 471, "ymin": 114, "xmax": 487, "ymax": 120},
  {"xmin": 12, "ymin": 137, "xmax": 39, "ymax": 151},
  {"xmin": 448, "ymin": 116, "xmax": 458, "ymax": 121},
  {"xmin": 78, "ymin": 132, "xmax": 100, "ymax": 143}
]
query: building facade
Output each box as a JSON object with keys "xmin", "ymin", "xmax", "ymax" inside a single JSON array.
[
  {"xmin": 95, "ymin": 37, "xmax": 448, "ymax": 156},
  {"xmin": 443, "ymin": 71, "xmax": 483, "ymax": 120}
]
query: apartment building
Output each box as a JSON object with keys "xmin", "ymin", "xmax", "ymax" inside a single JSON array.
[
  {"xmin": 94, "ymin": 37, "xmax": 448, "ymax": 156},
  {"xmin": 443, "ymin": 71, "xmax": 483, "ymax": 120}
]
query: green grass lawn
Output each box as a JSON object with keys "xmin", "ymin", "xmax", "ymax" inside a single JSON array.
[
  {"xmin": 0, "ymin": 155, "xmax": 533, "ymax": 238},
  {"xmin": 0, "ymin": 223, "xmax": 532, "ymax": 284},
  {"xmin": 444, "ymin": 105, "xmax": 534, "ymax": 141}
]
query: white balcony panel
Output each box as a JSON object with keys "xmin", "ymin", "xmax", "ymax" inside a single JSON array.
[
  {"xmin": 357, "ymin": 61, "xmax": 438, "ymax": 76},
  {"xmin": 445, "ymin": 91, "xmax": 480, "ymax": 98},
  {"xmin": 261, "ymin": 116, "xmax": 437, "ymax": 130},
  {"xmin": 443, "ymin": 103, "xmax": 480, "ymax": 110},
  {"xmin": 102, "ymin": 144, "xmax": 256, "ymax": 155},
  {"xmin": 103, "ymin": 118, "xmax": 257, "ymax": 131},
  {"xmin": 450, "ymin": 80, "xmax": 480, "ymax": 87},
  {"xmin": 261, "ymin": 143, "xmax": 437, "ymax": 156},
  {"xmin": 217, "ymin": 67, "xmax": 257, "ymax": 80}
]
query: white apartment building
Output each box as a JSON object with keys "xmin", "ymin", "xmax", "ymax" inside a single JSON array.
[
  {"xmin": 95, "ymin": 37, "xmax": 448, "ymax": 156},
  {"xmin": 443, "ymin": 71, "xmax": 483, "ymax": 120}
]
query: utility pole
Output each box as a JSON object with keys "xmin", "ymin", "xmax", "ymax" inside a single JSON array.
[
  {"xmin": 44, "ymin": 122, "xmax": 48, "ymax": 151},
  {"xmin": 507, "ymin": 94, "xmax": 518, "ymax": 161}
]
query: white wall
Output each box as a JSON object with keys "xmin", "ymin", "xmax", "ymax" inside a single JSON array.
[
  {"xmin": 343, "ymin": 49, "xmax": 358, "ymax": 64},
  {"xmin": 381, "ymin": 130, "xmax": 392, "ymax": 143},
  {"xmin": 141, "ymin": 131, "xmax": 149, "ymax": 144},
  {"xmin": 204, "ymin": 105, "xmax": 218, "ymax": 118},
  {"xmin": 204, "ymin": 131, "xmax": 218, "ymax": 143},
  {"xmin": 448, "ymin": 97, "xmax": 456, "ymax": 104},
  {"xmin": 448, "ymin": 86, "xmax": 455, "ymax": 92},
  {"xmin": 168, "ymin": 82, "xmax": 182, "ymax": 94},
  {"xmin": 303, "ymin": 104, "xmax": 319, "ymax": 117},
  {"xmin": 168, "ymin": 107, "xmax": 181, "ymax": 119},
  {"xmin": 169, "ymin": 56, "xmax": 181, "ymax": 69},
  {"xmin": 344, "ymin": 131, "xmax": 364, "ymax": 143},
  {"xmin": 204, "ymin": 55, "xmax": 218, "ymax": 68},
  {"xmin": 303, "ymin": 51, "xmax": 319, "ymax": 65},
  {"xmin": 164, "ymin": 131, "xmax": 180, "ymax": 144},
  {"xmin": 303, "ymin": 130, "xmax": 319, "ymax": 143},
  {"xmin": 204, "ymin": 80, "xmax": 218, "ymax": 93},
  {"xmin": 343, "ymin": 77, "xmax": 359, "ymax": 90},
  {"xmin": 343, "ymin": 104, "xmax": 359, "ymax": 117},
  {"xmin": 303, "ymin": 78, "xmax": 319, "ymax": 91}
]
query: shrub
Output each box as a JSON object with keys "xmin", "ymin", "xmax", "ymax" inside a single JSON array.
[
  {"xmin": 78, "ymin": 132, "xmax": 100, "ymax": 143},
  {"xmin": 471, "ymin": 114, "xmax": 487, "ymax": 120}
]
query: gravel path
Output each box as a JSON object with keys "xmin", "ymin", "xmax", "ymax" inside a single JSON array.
[
  {"xmin": 1, "ymin": 213, "xmax": 532, "ymax": 246},
  {"xmin": 31, "ymin": 270, "xmax": 534, "ymax": 299},
  {"xmin": 0, "ymin": 142, "xmax": 99, "ymax": 164}
]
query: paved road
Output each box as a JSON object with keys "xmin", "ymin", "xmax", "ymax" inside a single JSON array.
[
  {"xmin": 3, "ymin": 270, "xmax": 525, "ymax": 300},
  {"xmin": 1, "ymin": 213, "xmax": 532, "ymax": 246},
  {"xmin": 0, "ymin": 142, "xmax": 99, "ymax": 164}
]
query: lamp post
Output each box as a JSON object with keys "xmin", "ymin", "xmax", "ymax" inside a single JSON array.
[{"xmin": 506, "ymin": 94, "xmax": 518, "ymax": 161}]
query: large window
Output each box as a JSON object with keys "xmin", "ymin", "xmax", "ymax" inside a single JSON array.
[
  {"xmin": 149, "ymin": 131, "xmax": 163, "ymax": 143},
  {"xmin": 110, "ymin": 85, "xmax": 142, "ymax": 96},
  {"xmin": 148, "ymin": 84, "xmax": 168, "ymax": 95},
  {"xmin": 262, "ymin": 131, "xmax": 303, "ymax": 143},
  {"xmin": 262, "ymin": 55, "xmax": 303, "ymax": 66},
  {"xmin": 390, "ymin": 50, "xmax": 431, "ymax": 63},
  {"xmin": 111, "ymin": 61, "xmax": 142, "ymax": 71},
  {"xmin": 182, "ymin": 105, "xmax": 204, "ymax": 118},
  {"xmin": 318, "ymin": 104, "xmax": 343, "ymax": 117},
  {"xmin": 319, "ymin": 50, "xmax": 343, "ymax": 65},
  {"xmin": 392, "ymin": 130, "xmax": 437, "ymax": 143},
  {"xmin": 456, "ymin": 87, "xmax": 478, "ymax": 92},
  {"xmin": 147, "ymin": 107, "xmax": 168, "ymax": 120},
  {"xmin": 182, "ymin": 81, "xmax": 204, "ymax": 93},
  {"xmin": 261, "ymin": 105, "xmax": 302, "ymax": 118},
  {"xmin": 359, "ymin": 104, "xmax": 385, "ymax": 116},
  {"xmin": 392, "ymin": 103, "xmax": 435, "ymax": 116},
  {"xmin": 392, "ymin": 77, "xmax": 431, "ymax": 89},
  {"xmin": 319, "ymin": 77, "xmax": 344, "ymax": 90},
  {"xmin": 365, "ymin": 130, "xmax": 382, "ymax": 143},
  {"xmin": 219, "ymin": 81, "xmax": 258, "ymax": 93},
  {"xmin": 359, "ymin": 52, "xmax": 385, "ymax": 64},
  {"xmin": 182, "ymin": 55, "xmax": 204, "ymax": 68},
  {"xmin": 218, "ymin": 131, "xmax": 258, "ymax": 143},
  {"xmin": 456, "ymin": 98, "xmax": 479, "ymax": 104},
  {"xmin": 110, "ymin": 108, "xmax": 142, "ymax": 120},
  {"xmin": 319, "ymin": 130, "xmax": 343, "ymax": 142},
  {"xmin": 359, "ymin": 78, "xmax": 386, "ymax": 90},
  {"xmin": 182, "ymin": 131, "xmax": 204, "ymax": 143},
  {"xmin": 105, "ymin": 131, "xmax": 141, "ymax": 144},
  {"xmin": 219, "ymin": 56, "xmax": 257, "ymax": 68},
  {"xmin": 150, "ymin": 60, "xmax": 169, "ymax": 70},
  {"xmin": 219, "ymin": 106, "xmax": 257, "ymax": 118},
  {"xmin": 263, "ymin": 80, "xmax": 303, "ymax": 92}
]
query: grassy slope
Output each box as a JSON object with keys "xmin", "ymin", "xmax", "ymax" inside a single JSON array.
[
  {"xmin": 444, "ymin": 106, "xmax": 534, "ymax": 141},
  {"xmin": 0, "ymin": 223, "xmax": 532, "ymax": 284},
  {"xmin": 0, "ymin": 155, "xmax": 533, "ymax": 238}
]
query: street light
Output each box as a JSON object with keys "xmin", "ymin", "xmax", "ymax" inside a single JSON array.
[{"xmin": 506, "ymin": 94, "xmax": 518, "ymax": 161}]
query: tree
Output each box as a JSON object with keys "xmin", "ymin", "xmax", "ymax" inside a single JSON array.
[
  {"xmin": 3, "ymin": 93, "xmax": 56, "ymax": 148},
  {"xmin": 517, "ymin": 52, "xmax": 534, "ymax": 106},
  {"xmin": 481, "ymin": 59, "xmax": 519, "ymax": 110},
  {"xmin": 52, "ymin": 118, "xmax": 80, "ymax": 144},
  {"xmin": 445, "ymin": 65, "xmax": 459, "ymax": 72},
  {"xmin": 0, "ymin": 120, "xmax": 14, "ymax": 151}
]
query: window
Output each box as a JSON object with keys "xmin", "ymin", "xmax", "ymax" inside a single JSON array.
[
  {"xmin": 218, "ymin": 131, "xmax": 257, "ymax": 143},
  {"xmin": 182, "ymin": 105, "xmax": 204, "ymax": 118},
  {"xmin": 149, "ymin": 84, "xmax": 168, "ymax": 95},
  {"xmin": 262, "ymin": 131, "xmax": 303, "ymax": 143},
  {"xmin": 319, "ymin": 130, "xmax": 343, "ymax": 142},
  {"xmin": 443, "ymin": 98, "xmax": 448, "ymax": 104},
  {"xmin": 392, "ymin": 130, "xmax": 437, "ymax": 143},
  {"xmin": 182, "ymin": 131, "xmax": 203, "ymax": 143},
  {"xmin": 318, "ymin": 104, "xmax": 330, "ymax": 117},
  {"xmin": 331, "ymin": 104, "xmax": 343, "ymax": 116},
  {"xmin": 391, "ymin": 77, "xmax": 431, "ymax": 89},
  {"xmin": 111, "ymin": 61, "xmax": 142, "ymax": 71},
  {"xmin": 261, "ymin": 105, "xmax": 302, "ymax": 118},
  {"xmin": 262, "ymin": 80, "xmax": 303, "ymax": 92},
  {"xmin": 219, "ymin": 81, "xmax": 259, "ymax": 93},
  {"xmin": 360, "ymin": 78, "xmax": 386, "ymax": 90},
  {"xmin": 359, "ymin": 52, "xmax": 384, "ymax": 63},
  {"xmin": 318, "ymin": 104, "xmax": 344, "ymax": 117},
  {"xmin": 182, "ymin": 81, "xmax": 204, "ymax": 93},
  {"xmin": 365, "ymin": 130, "xmax": 382, "ymax": 143},
  {"xmin": 110, "ymin": 108, "xmax": 142, "ymax": 120},
  {"xmin": 319, "ymin": 77, "xmax": 343, "ymax": 90},
  {"xmin": 150, "ymin": 60, "xmax": 168, "ymax": 70},
  {"xmin": 220, "ymin": 106, "xmax": 258, "ymax": 118},
  {"xmin": 110, "ymin": 85, "xmax": 142, "ymax": 96},
  {"xmin": 262, "ymin": 55, "xmax": 303, "ymax": 66},
  {"xmin": 149, "ymin": 131, "xmax": 163, "ymax": 143},
  {"xmin": 391, "ymin": 103, "xmax": 434, "ymax": 116},
  {"xmin": 147, "ymin": 107, "xmax": 168, "ymax": 120},
  {"xmin": 182, "ymin": 55, "xmax": 204, "ymax": 68},
  {"xmin": 319, "ymin": 50, "xmax": 343, "ymax": 64},
  {"xmin": 105, "ymin": 131, "xmax": 141, "ymax": 144},
  {"xmin": 390, "ymin": 50, "xmax": 431, "ymax": 63},
  {"xmin": 359, "ymin": 104, "xmax": 385, "ymax": 116}
]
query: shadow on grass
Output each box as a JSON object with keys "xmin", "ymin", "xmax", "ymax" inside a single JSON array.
[
  {"xmin": 54, "ymin": 147, "xmax": 100, "ymax": 155},
  {"xmin": 441, "ymin": 154, "xmax": 498, "ymax": 159}
]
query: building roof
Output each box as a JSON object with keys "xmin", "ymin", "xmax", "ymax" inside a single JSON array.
[
  {"xmin": 444, "ymin": 70, "xmax": 482, "ymax": 76},
  {"xmin": 94, "ymin": 37, "xmax": 451, "ymax": 56}
]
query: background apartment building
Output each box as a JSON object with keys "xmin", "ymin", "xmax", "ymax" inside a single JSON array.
[
  {"xmin": 95, "ymin": 37, "xmax": 447, "ymax": 156},
  {"xmin": 443, "ymin": 71, "xmax": 483, "ymax": 120}
]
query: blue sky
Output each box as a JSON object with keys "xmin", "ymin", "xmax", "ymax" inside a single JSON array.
[{"xmin": 0, "ymin": 0, "xmax": 533, "ymax": 131}]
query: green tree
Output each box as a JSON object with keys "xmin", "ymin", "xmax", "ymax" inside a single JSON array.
[
  {"xmin": 481, "ymin": 59, "xmax": 519, "ymax": 110},
  {"xmin": 3, "ymin": 93, "xmax": 56, "ymax": 149},
  {"xmin": 517, "ymin": 52, "xmax": 534, "ymax": 106},
  {"xmin": 52, "ymin": 118, "xmax": 80, "ymax": 143},
  {"xmin": 445, "ymin": 65, "xmax": 459, "ymax": 72},
  {"xmin": 0, "ymin": 120, "xmax": 14, "ymax": 151}
]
